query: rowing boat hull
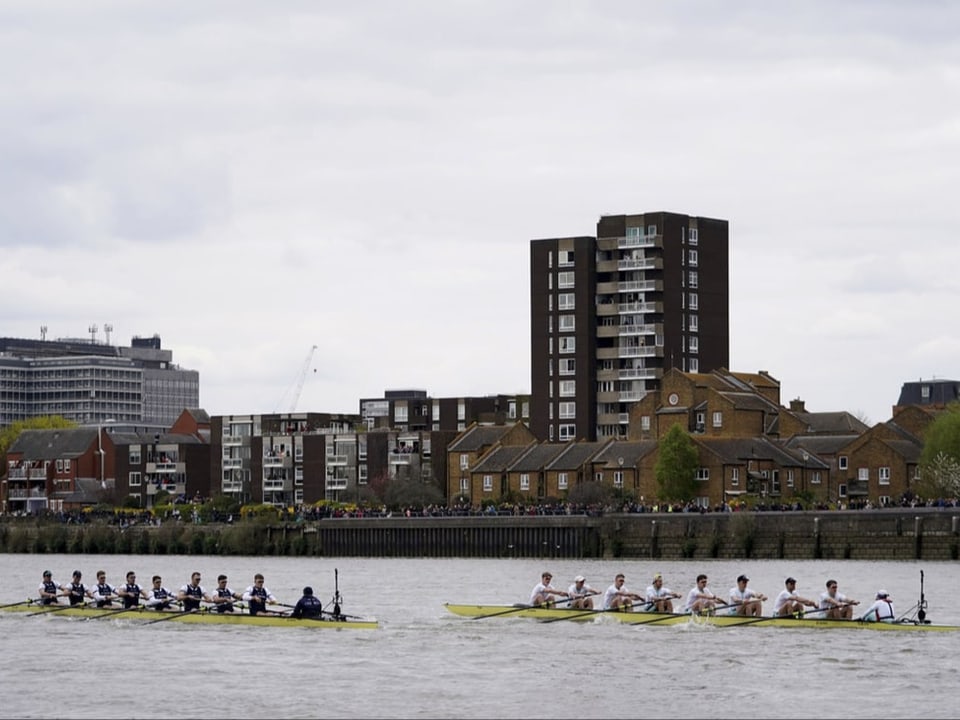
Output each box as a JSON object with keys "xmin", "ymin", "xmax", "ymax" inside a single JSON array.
[
  {"xmin": 443, "ymin": 603, "xmax": 959, "ymax": 631},
  {"xmin": 2, "ymin": 602, "xmax": 378, "ymax": 629}
]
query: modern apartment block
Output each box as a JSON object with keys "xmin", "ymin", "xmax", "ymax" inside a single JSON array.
[
  {"xmin": 530, "ymin": 211, "xmax": 729, "ymax": 442},
  {"xmin": 210, "ymin": 411, "xmax": 457, "ymax": 507},
  {"xmin": 359, "ymin": 389, "xmax": 531, "ymax": 433},
  {"xmin": 0, "ymin": 332, "xmax": 199, "ymax": 429}
]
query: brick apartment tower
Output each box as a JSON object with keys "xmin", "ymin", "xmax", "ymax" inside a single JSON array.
[{"xmin": 530, "ymin": 211, "xmax": 730, "ymax": 442}]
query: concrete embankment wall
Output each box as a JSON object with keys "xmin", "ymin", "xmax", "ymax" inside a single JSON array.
[
  {"xmin": 3, "ymin": 509, "xmax": 960, "ymax": 560},
  {"xmin": 309, "ymin": 509, "xmax": 960, "ymax": 560}
]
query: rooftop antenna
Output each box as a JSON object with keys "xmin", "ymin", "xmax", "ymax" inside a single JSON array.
[
  {"xmin": 40, "ymin": 325, "xmax": 47, "ymax": 341},
  {"xmin": 88, "ymin": 323, "xmax": 98, "ymax": 344},
  {"xmin": 104, "ymin": 323, "xmax": 113, "ymax": 345}
]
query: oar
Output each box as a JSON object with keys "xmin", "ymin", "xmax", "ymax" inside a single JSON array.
[
  {"xmin": 144, "ymin": 608, "xmax": 199, "ymax": 625},
  {"xmin": 463, "ymin": 603, "xmax": 536, "ymax": 620},
  {"xmin": 0, "ymin": 599, "xmax": 36, "ymax": 610},
  {"xmin": 542, "ymin": 595, "xmax": 659, "ymax": 624},
  {"xmin": 25, "ymin": 601, "xmax": 94, "ymax": 617},
  {"xmin": 87, "ymin": 605, "xmax": 148, "ymax": 620}
]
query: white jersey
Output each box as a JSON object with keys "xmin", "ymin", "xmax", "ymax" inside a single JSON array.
[
  {"xmin": 684, "ymin": 584, "xmax": 718, "ymax": 612},
  {"xmin": 773, "ymin": 589, "xmax": 798, "ymax": 614},
  {"xmin": 861, "ymin": 598, "xmax": 895, "ymax": 622},
  {"xmin": 819, "ymin": 590, "xmax": 850, "ymax": 610}
]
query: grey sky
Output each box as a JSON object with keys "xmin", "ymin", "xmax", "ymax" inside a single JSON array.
[{"xmin": 1, "ymin": 1, "xmax": 957, "ymax": 424}]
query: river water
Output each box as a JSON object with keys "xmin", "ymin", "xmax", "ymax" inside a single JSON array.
[{"xmin": 1, "ymin": 554, "xmax": 956, "ymax": 719}]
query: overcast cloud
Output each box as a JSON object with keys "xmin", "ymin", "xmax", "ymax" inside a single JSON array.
[{"xmin": 1, "ymin": 1, "xmax": 958, "ymax": 425}]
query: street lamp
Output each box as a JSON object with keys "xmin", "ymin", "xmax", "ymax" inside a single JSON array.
[{"xmin": 98, "ymin": 419, "xmax": 116, "ymax": 489}]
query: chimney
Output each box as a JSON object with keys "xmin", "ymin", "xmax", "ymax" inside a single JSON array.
[{"xmin": 789, "ymin": 398, "xmax": 806, "ymax": 413}]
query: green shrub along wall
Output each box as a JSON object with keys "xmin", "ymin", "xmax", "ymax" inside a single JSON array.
[{"xmin": 1, "ymin": 509, "xmax": 959, "ymax": 560}]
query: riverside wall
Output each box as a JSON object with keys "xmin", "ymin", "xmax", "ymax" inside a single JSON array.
[
  {"xmin": 309, "ymin": 508, "xmax": 960, "ymax": 560},
  {"xmin": 3, "ymin": 509, "xmax": 960, "ymax": 560}
]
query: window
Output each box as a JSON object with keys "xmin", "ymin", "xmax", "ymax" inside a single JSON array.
[
  {"xmin": 559, "ymin": 402, "xmax": 576, "ymax": 419},
  {"xmin": 689, "ymin": 358, "xmax": 699, "ymax": 373},
  {"xmin": 921, "ymin": 385, "xmax": 930, "ymax": 399},
  {"xmin": 460, "ymin": 454, "xmax": 469, "ymax": 470},
  {"xmin": 696, "ymin": 468, "xmax": 710, "ymax": 481},
  {"xmin": 787, "ymin": 470, "xmax": 794, "ymax": 488},
  {"xmin": 558, "ymin": 472, "xmax": 568, "ymax": 490},
  {"xmin": 879, "ymin": 467, "xmax": 891, "ymax": 485},
  {"xmin": 558, "ymin": 293, "xmax": 575, "ymax": 310},
  {"xmin": 647, "ymin": 224, "xmax": 657, "ymax": 237},
  {"xmin": 559, "ymin": 336, "xmax": 575, "ymax": 353},
  {"xmin": 520, "ymin": 473, "xmax": 530, "ymax": 491},
  {"xmin": 558, "ymin": 424, "xmax": 576, "ymax": 441},
  {"xmin": 56, "ymin": 459, "xmax": 64, "ymax": 472},
  {"xmin": 558, "ymin": 271, "xmax": 575, "ymax": 288},
  {"xmin": 811, "ymin": 471, "xmax": 821, "ymax": 485},
  {"xmin": 839, "ymin": 456, "xmax": 848, "ymax": 470},
  {"xmin": 613, "ymin": 471, "xmax": 623, "ymax": 488},
  {"xmin": 689, "ymin": 314, "xmax": 698, "ymax": 332},
  {"xmin": 559, "ymin": 380, "xmax": 575, "ymax": 396},
  {"xmin": 460, "ymin": 478, "xmax": 469, "ymax": 493},
  {"xmin": 559, "ymin": 359, "xmax": 576, "ymax": 375},
  {"xmin": 689, "ymin": 228, "xmax": 698, "ymax": 244},
  {"xmin": 394, "ymin": 404, "xmax": 408, "ymax": 423},
  {"xmin": 689, "ymin": 293, "xmax": 699, "ymax": 310},
  {"xmin": 688, "ymin": 271, "xmax": 698, "ymax": 288},
  {"xmin": 559, "ymin": 315, "xmax": 575, "ymax": 331},
  {"xmin": 483, "ymin": 475, "xmax": 493, "ymax": 491},
  {"xmin": 688, "ymin": 249, "xmax": 698, "ymax": 266},
  {"xmin": 689, "ymin": 336, "xmax": 699, "ymax": 354},
  {"xmin": 731, "ymin": 468, "xmax": 739, "ymax": 486},
  {"xmin": 641, "ymin": 415, "xmax": 650, "ymax": 431},
  {"xmin": 129, "ymin": 471, "xmax": 141, "ymax": 487},
  {"xmin": 359, "ymin": 465, "xmax": 368, "ymax": 482},
  {"xmin": 712, "ymin": 411, "xmax": 722, "ymax": 428},
  {"xmin": 858, "ymin": 468, "xmax": 869, "ymax": 482},
  {"xmin": 129, "ymin": 446, "xmax": 141, "ymax": 464},
  {"xmin": 558, "ymin": 249, "xmax": 574, "ymax": 266}
]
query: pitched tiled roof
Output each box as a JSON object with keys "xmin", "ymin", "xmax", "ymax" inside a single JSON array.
[
  {"xmin": 472, "ymin": 443, "xmax": 535, "ymax": 473},
  {"xmin": 697, "ymin": 436, "xmax": 813, "ymax": 467},
  {"xmin": 783, "ymin": 434, "xmax": 860, "ymax": 455},
  {"xmin": 793, "ymin": 411, "xmax": 869, "ymax": 435},
  {"xmin": 448, "ymin": 424, "xmax": 513, "ymax": 452},
  {"xmin": 592, "ymin": 440, "xmax": 658, "ymax": 467},
  {"xmin": 546, "ymin": 441, "xmax": 611, "ymax": 470},
  {"xmin": 509, "ymin": 443, "xmax": 568, "ymax": 472},
  {"xmin": 8, "ymin": 428, "xmax": 98, "ymax": 459}
]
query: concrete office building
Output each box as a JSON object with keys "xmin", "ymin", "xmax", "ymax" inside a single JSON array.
[
  {"xmin": 530, "ymin": 211, "xmax": 729, "ymax": 442},
  {"xmin": 0, "ymin": 332, "xmax": 199, "ymax": 429}
]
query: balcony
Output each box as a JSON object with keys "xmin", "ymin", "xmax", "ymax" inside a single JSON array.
[
  {"xmin": 223, "ymin": 458, "xmax": 242, "ymax": 469},
  {"xmin": 615, "ymin": 234, "xmax": 660, "ymax": 249},
  {"xmin": 147, "ymin": 481, "xmax": 184, "ymax": 496},
  {"xmin": 326, "ymin": 454, "xmax": 348, "ymax": 466},
  {"xmin": 263, "ymin": 479, "xmax": 291, "ymax": 492},
  {"xmin": 147, "ymin": 462, "xmax": 178, "ymax": 474},
  {"xmin": 389, "ymin": 454, "xmax": 412, "ymax": 465},
  {"xmin": 222, "ymin": 435, "xmax": 242, "ymax": 446},
  {"xmin": 619, "ymin": 302, "xmax": 660, "ymax": 315},
  {"xmin": 221, "ymin": 480, "xmax": 243, "ymax": 493},
  {"xmin": 326, "ymin": 478, "xmax": 348, "ymax": 491},
  {"xmin": 619, "ymin": 368, "xmax": 659, "ymax": 380},
  {"xmin": 263, "ymin": 455, "xmax": 291, "ymax": 468}
]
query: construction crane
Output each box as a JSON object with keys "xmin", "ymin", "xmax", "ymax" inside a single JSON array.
[{"xmin": 275, "ymin": 344, "xmax": 318, "ymax": 413}]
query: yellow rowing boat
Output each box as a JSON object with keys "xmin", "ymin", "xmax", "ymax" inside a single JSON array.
[
  {"xmin": 443, "ymin": 603, "xmax": 959, "ymax": 631},
  {"xmin": 1, "ymin": 600, "xmax": 379, "ymax": 629}
]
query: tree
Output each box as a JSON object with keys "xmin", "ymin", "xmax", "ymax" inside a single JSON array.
[
  {"xmin": 654, "ymin": 424, "xmax": 699, "ymax": 503},
  {"xmin": 0, "ymin": 416, "xmax": 76, "ymax": 477},
  {"xmin": 916, "ymin": 451, "xmax": 960, "ymax": 500},
  {"xmin": 920, "ymin": 404, "xmax": 960, "ymax": 467}
]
